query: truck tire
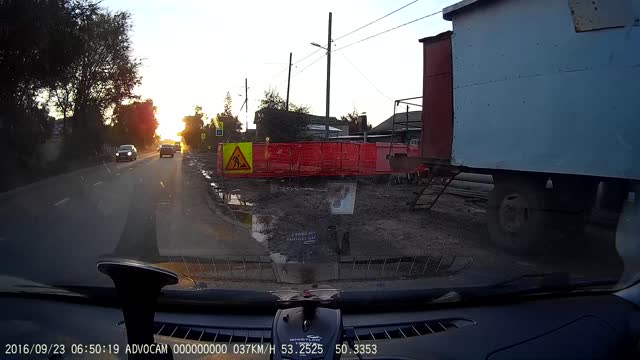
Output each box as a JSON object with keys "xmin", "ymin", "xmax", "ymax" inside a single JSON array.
[{"xmin": 487, "ymin": 175, "xmax": 551, "ymax": 255}]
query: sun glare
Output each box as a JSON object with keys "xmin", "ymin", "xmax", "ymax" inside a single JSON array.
[{"xmin": 156, "ymin": 107, "xmax": 184, "ymax": 142}]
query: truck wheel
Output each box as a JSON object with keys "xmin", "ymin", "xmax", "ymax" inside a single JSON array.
[{"xmin": 487, "ymin": 175, "xmax": 551, "ymax": 255}]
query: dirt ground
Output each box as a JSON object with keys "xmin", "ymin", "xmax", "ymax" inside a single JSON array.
[{"xmin": 184, "ymin": 151, "xmax": 624, "ymax": 283}]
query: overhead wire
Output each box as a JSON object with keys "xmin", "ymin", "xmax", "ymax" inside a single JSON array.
[
  {"xmin": 293, "ymin": 48, "xmax": 323, "ymax": 66},
  {"xmin": 277, "ymin": 52, "xmax": 326, "ymax": 88},
  {"xmin": 334, "ymin": 0, "xmax": 420, "ymax": 41},
  {"xmin": 269, "ymin": 1, "xmax": 421, "ymax": 82},
  {"xmin": 269, "ymin": 48, "xmax": 322, "ymax": 83},
  {"xmin": 269, "ymin": 1, "xmax": 425, "ymax": 84},
  {"xmin": 334, "ymin": 10, "xmax": 442, "ymax": 52},
  {"xmin": 268, "ymin": 5, "xmax": 441, "ymax": 103},
  {"xmin": 340, "ymin": 52, "xmax": 392, "ymax": 101}
]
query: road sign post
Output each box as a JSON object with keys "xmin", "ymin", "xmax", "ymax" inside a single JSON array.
[{"xmin": 216, "ymin": 121, "xmax": 224, "ymax": 137}]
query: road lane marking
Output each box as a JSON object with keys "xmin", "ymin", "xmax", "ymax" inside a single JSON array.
[
  {"xmin": 160, "ymin": 181, "xmax": 165, "ymax": 188},
  {"xmin": 128, "ymin": 167, "xmax": 134, "ymax": 171},
  {"xmin": 93, "ymin": 181, "xmax": 103, "ymax": 186},
  {"xmin": 115, "ymin": 173, "xmax": 120, "ymax": 176},
  {"xmin": 102, "ymin": 161, "xmax": 112, "ymax": 174},
  {"xmin": 53, "ymin": 198, "xmax": 70, "ymax": 207}
]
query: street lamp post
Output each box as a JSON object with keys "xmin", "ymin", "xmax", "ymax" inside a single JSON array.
[{"xmin": 311, "ymin": 12, "xmax": 332, "ymax": 140}]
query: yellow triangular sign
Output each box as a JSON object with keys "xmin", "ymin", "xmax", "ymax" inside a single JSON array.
[{"xmin": 225, "ymin": 146, "xmax": 251, "ymax": 171}]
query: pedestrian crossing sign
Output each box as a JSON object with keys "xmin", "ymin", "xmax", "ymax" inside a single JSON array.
[{"xmin": 223, "ymin": 142, "xmax": 253, "ymax": 174}]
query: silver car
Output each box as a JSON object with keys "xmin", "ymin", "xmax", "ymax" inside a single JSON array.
[{"xmin": 115, "ymin": 144, "xmax": 137, "ymax": 162}]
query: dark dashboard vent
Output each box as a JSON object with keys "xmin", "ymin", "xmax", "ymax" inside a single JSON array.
[
  {"xmin": 349, "ymin": 318, "xmax": 475, "ymax": 341},
  {"xmin": 153, "ymin": 322, "xmax": 272, "ymax": 344},
  {"xmin": 148, "ymin": 318, "xmax": 474, "ymax": 344}
]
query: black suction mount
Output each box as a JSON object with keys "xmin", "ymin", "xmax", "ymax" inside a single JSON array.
[
  {"xmin": 271, "ymin": 289, "xmax": 343, "ymax": 360},
  {"xmin": 97, "ymin": 256, "xmax": 177, "ymax": 360}
]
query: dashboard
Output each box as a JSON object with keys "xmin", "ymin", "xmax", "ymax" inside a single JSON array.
[{"xmin": 0, "ymin": 291, "xmax": 638, "ymax": 359}]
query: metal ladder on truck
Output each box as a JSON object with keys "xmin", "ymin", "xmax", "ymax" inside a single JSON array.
[
  {"xmin": 409, "ymin": 166, "xmax": 461, "ymax": 211},
  {"xmin": 386, "ymin": 97, "xmax": 424, "ymax": 160},
  {"xmin": 384, "ymin": 97, "xmax": 461, "ymax": 210}
]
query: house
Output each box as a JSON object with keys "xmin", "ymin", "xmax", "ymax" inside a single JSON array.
[
  {"xmin": 253, "ymin": 108, "xmax": 348, "ymax": 141},
  {"xmin": 304, "ymin": 124, "xmax": 343, "ymax": 139},
  {"xmin": 338, "ymin": 110, "xmax": 422, "ymax": 144},
  {"xmin": 303, "ymin": 112, "xmax": 349, "ymax": 136}
]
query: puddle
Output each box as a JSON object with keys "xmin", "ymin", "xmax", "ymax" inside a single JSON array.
[
  {"xmin": 194, "ymin": 159, "xmax": 293, "ymax": 263},
  {"xmin": 209, "ymin": 177, "xmax": 284, "ymax": 261},
  {"xmin": 269, "ymin": 252, "xmax": 287, "ymax": 263},
  {"xmin": 201, "ymin": 169, "xmax": 212, "ymax": 179},
  {"xmin": 251, "ymin": 215, "xmax": 274, "ymax": 243},
  {"xmin": 211, "ymin": 186, "xmax": 254, "ymax": 207}
]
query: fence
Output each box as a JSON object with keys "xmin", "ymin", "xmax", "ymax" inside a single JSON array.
[
  {"xmin": 217, "ymin": 141, "xmax": 421, "ymax": 178},
  {"xmin": 102, "ymin": 144, "xmax": 119, "ymax": 155}
]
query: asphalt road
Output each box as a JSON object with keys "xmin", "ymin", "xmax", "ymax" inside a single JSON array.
[{"xmin": 0, "ymin": 151, "xmax": 266, "ymax": 288}]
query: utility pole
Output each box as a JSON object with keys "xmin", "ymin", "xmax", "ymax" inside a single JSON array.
[
  {"xmin": 325, "ymin": 12, "xmax": 332, "ymax": 140},
  {"xmin": 286, "ymin": 52, "xmax": 292, "ymax": 111},
  {"xmin": 245, "ymin": 78, "xmax": 248, "ymax": 116},
  {"xmin": 240, "ymin": 78, "xmax": 249, "ymax": 132},
  {"xmin": 245, "ymin": 77, "xmax": 248, "ymax": 131}
]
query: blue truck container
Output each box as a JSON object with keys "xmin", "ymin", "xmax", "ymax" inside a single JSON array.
[
  {"xmin": 394, "ymin": 0, "xmax": 640, "ymax": 255},
  {"xmin": 444, "ymin": 0, "xmax": 640, "ymax": 180}
]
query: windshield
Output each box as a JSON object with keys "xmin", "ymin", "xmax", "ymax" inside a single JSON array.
[{"xmin": 1, "ymin": 0, "xmax": 638, "ymax": 302}]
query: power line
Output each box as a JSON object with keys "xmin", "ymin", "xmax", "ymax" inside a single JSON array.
[
  {"xmin": 286, "ymin": 1, "xmax": 421, "ymax": 69},
  {"xmin": 293, "ymin": 48, "xmax": 323, "ymax": 66},
  {"xmin": 269, "ymin": 2, "xmax": 424, "ymax": 84},
  {"xmin": 280, "ymin": 53, "xmax": 326, "ymax": 86},
  {"xmin": 294, "ymin": 53, "xmax": 326, "ymax": 77},
  {"xmin": 334, "ymin": 10, "xmax": 442, "ymax": 52},
  {"xmin": 334, "ymin": 0, "xmax": 420, "ymax": 41},
  {"xmin": 270, "ymin": 48, "xmax": 323, "ymax": 83},
  {"xmin": 341, "ymin": 52, "xmax": 392, "ymax": 101},
  {"xmin": 278, "ymin": 1, "xmax": 419, "ymax": 74}
]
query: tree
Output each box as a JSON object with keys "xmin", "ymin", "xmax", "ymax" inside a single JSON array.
[
  {"xmin": 0, "ymin": 0, "xmax": 92, "ymax": 182},
  {"xmin": 111, "ymin": 99, "xmax": 158, "ymax": 148},
  {"xmin": 259, "ymin": 89, "xmax": 286, "ymax": 110},
  {"xmin": 180, "ymin": 106, "xmax": 205, "ymax": 147},
  {"xmin": 254, "ymin": 89, "xmax": 313, "ymax": 142},
  {"xmin": 258, "ymin": 88, "xmax": 310, "ymax": 114},
  {"xmin": 0, "ymin": 0, "xmax": 83, "ymax": 109},
  {"xmin": 341, "ymin": 108, "xmax": 372, "ymax": 133},
  {"xmin": 68, "ymin": 9, "xmax": 140, "ymax": 128},
  {"xmin": 212, "ymin": 92, "xmax": 242, "ymax": 143},
  {"xmin": 340, "ymin": 108, "xmax": 359, "ymax": 123},
  {"xmin": 0, "ymin": 0, "xmax": 145, "ymax": 190}
]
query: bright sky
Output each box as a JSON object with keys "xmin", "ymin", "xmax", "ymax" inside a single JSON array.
[{"xmin": 103, "ymin": 0, "xmax": 457, "ymax": 141}]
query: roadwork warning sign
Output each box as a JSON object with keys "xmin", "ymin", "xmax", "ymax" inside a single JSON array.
[{"xmin": 223, "ymin": 142, "xmax": 253, "ymax": 174}]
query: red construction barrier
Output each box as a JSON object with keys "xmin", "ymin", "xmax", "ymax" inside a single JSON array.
[{"xmin": 217, "ymin": 142, "xmax": 419, "ymax": 178}]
